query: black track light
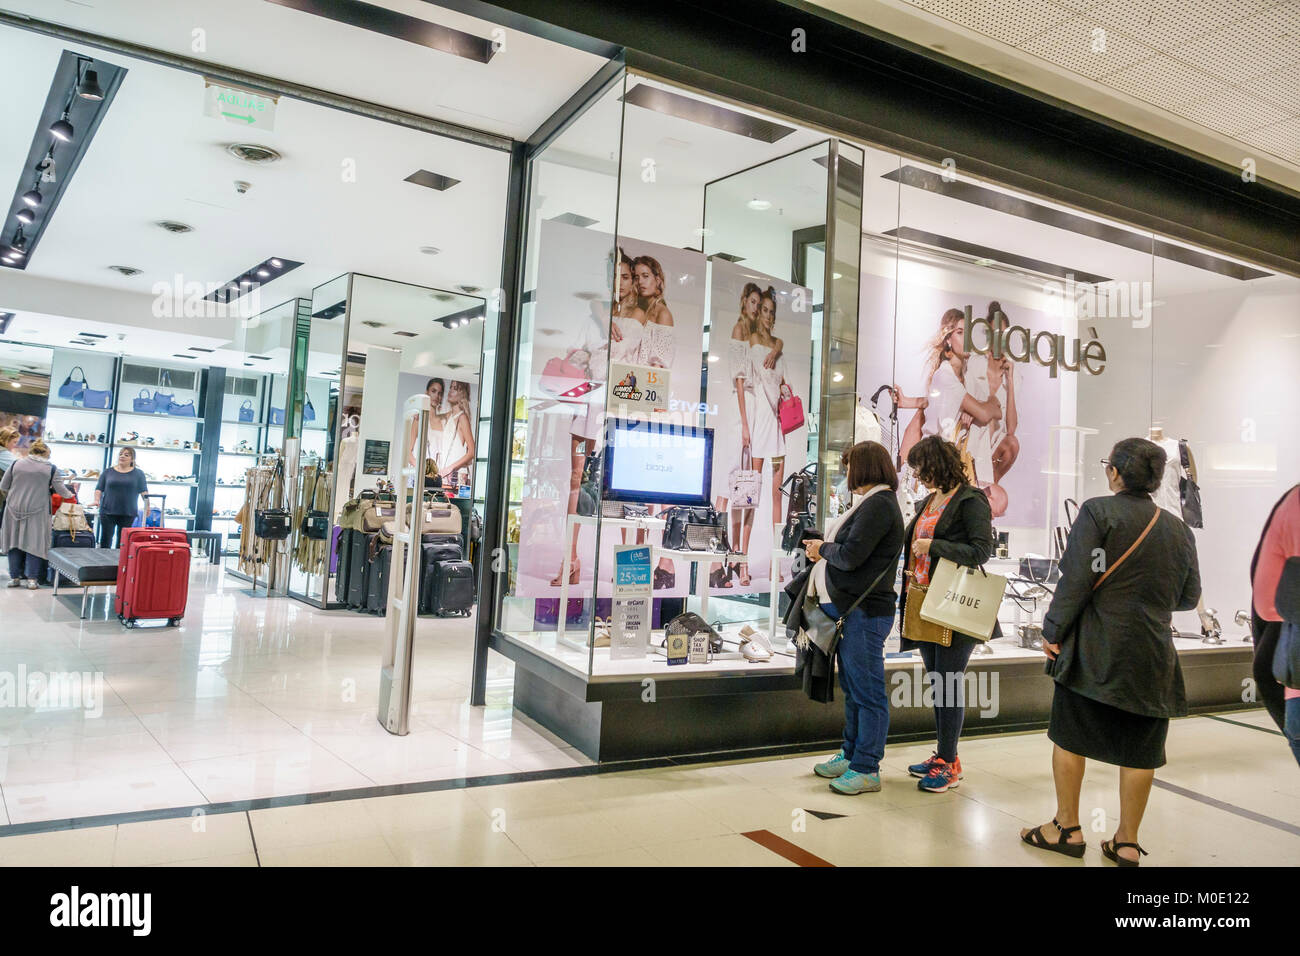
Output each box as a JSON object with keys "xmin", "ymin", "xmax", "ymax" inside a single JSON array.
[
  {"xmin": 15, "ymin": 208, "xmax": 34, "ymax": 225},
  {"xmin": 77, "ymin": 68, "xmax": 104, "ymax": 101},
  {"xmin": 49, "ymin": 114, "xmax": 74, "ymax": 142},
  {"xmin": 21, "ymin": 185, "xmax": 42, "ymax": 208}
]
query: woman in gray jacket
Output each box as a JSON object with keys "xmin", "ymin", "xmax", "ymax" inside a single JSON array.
[
  {"xmin": 0, "ymin": 440, "xmax": 72, "ymax": 589},
  {"xmin": 1020, "ymin": 437, "xmax": 1199, "ymax": 867}
]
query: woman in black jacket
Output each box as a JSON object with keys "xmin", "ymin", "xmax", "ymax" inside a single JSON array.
[
  {"xmin": 898, "ymin": 436, "xmax": 995, "ymax": 794},
  {"xmin": 805, "ymin": 441, "xmax": 904, "ymax": 795},
  {"xmin": 1020, "ymin": 438, "xmax": 1199, "ymax": 866}
]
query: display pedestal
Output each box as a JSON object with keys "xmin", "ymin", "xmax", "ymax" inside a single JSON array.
[{"xmin": 495, "ymin": 630, "xmax": 1256, "ymax": 762}]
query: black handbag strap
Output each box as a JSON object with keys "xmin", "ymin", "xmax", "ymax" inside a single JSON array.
[
  {"xmin": 833, "ymin": 560, "xmax": 894, "ymax": 628},
  {"xmin": 65, "ymin": 366, "xmax": 86, "ymax": 383}
]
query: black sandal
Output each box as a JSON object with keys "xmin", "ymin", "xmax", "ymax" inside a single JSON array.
[
  {"xmin": 1020, "ymin": 818, "xmax": 1086, "ymax": 859},
  {"xmin": 1101, "ymin": 838, "xmax": 1148, "ymax": 867},
  {"xmin": 653, "ymin": 568, "xmax": 675, "ymax": 590}
]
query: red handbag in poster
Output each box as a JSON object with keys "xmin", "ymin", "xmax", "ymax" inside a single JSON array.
[
  {"xmin": 539, "ymin": 352, "xmax": 589, "ymax": 399},
  {"xmin": 778, "ymin": 384, "xmax": 805, "ymax": 435}
]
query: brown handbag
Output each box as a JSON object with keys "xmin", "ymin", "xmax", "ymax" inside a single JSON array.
[{"xmin": 903, "ymin": 579, "xmax": 953, "ymax": 647}]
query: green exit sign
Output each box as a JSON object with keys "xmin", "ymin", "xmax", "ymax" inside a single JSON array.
[{"xmin": 204, "ymin": 79, "xmax": 278, "ymax": 131}]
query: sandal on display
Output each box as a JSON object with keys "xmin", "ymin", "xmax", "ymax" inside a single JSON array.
[
  {"xmin": 653, "ymin": 567, "xmax": 675, "ymax": 590},
  {"xmin": 736, "ymin": 562, "xmax": 751, "ymax": 587},
  {"xmin": 590, "ymin": 617, "xmax": 611, "ymax": 648},
  {"xmin": 1101, "ymin": 838, "xmax": 1148, "ymax": 867},
  {"xmin": 549, "ymin": 558, "xmax": 580, "ymax": 588},
  {"xmin": 708, "ymin": 564, "xmax": 733, "ymax": 589},
  {"xmin": 1020, "ymin": 818, "xmax": 1086, "ymax": 859}
]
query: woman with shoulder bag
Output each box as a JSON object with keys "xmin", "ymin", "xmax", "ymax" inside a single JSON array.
[
  {"xmin": 898, "ymin": 435, "xmax": 996, "ymax": 794},
  {"xmin": 805, "ymin": 441, "xmax": 904, "ymax": 795},
  {"xmin": 1020, "ymin": 438, "xmax": 1200, "ymax": 866},
  {"xmin": 0, "ymin": 440, "xmax": 72, "ymax": 589}
]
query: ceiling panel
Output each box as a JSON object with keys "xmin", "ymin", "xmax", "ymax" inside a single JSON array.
[
  {"xmin": 1084, "ymin": 0, "xmax": 1279, "ymax": 51},
  {"xmin": 1019, "ymin": 16, "xmax": 1159, "ymax": 78},
  {"xmin": 923, "ymin": 0, "xmax": 1074, "ymax": 45}
]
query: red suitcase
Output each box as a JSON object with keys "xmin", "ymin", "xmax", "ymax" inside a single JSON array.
[{"xmin": 116, "ymin": 528, "xmax": 190, "ymax": 627}]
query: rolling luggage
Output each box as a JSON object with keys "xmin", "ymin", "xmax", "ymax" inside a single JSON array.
[
  {"xmin": 347, "ymin": 530, "xmax": 372, "ymax": 609},
  {"xmin": 419, "ymin": 540, "xmax": 464, "ymax": 614},
  {"xmin": 115, "ymin": 527, "xmax": 190, "ymax": 627},
  {"xmin": 132, "ymin": 493, "xmax": 167, "ymax": 529},
  {"xmin": 334, "ymin": 528, "xmax": 354, "ymax": 605},
  {"xmin": 430, "ymin": 559, "xmax": 475, "ymax": 617},
  {"xmin": 47, "ymin": 527, "xmax": 96, "ymax": 583},
  {"xmin": 366, "ymin": 544, "xmax": 392, "ymax": 615}
]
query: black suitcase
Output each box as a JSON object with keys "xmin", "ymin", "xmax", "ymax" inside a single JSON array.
[
  {"xmin": 347, "ymin": 531, "xmax": 372, "ymax": 609},
  {"xmin": 419, "ymin": 541, "xmax": 463, "ymax": 614},
  {"xmin": 334, "ymin": 528, "xmax": 353, "ymax": 605},
  {"xmin": 431, "ymin": 559, "xmax": 475, "ymax": 616},
  {"xmin": 366, "ymin": 544, "xmax": 392, "ymax": 615}
]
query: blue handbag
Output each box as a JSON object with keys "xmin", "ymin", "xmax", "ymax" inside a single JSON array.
[
  {"xmin": 58, "ymin": 367, "xmax": 88, "ymax": 401},
  {"xmin": 303, "ymin": 397, "xmax": 316, "ymax": 423},
  {"xmin": 167, "ymin": 399, "xmax": 196, "ymax": 417},
  {"xmin": 238, "ymin": 400, "xmax": 255, "ymax": 423},
  {"xmin": 153, "ymin": 389, "xmax": 174, "ymax": 410},
  {"xmin": 133, "ymin": 388, "xmax": 156, "ymax": 413},
  {"xmin": 270, "ymin": 407, "xmax": 285, "ymax": 425},
  {"xmin": 132, "ymin": 505, "xmax": 163, "ymax": 528},
  {"xmin": 81, "ymin": 388, "xmax": 113, "ymax": 409}
]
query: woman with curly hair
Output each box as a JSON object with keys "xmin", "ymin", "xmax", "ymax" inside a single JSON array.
[{"xmin": 898, "ymin": 435, "xmax": 996, "ymax": 794}]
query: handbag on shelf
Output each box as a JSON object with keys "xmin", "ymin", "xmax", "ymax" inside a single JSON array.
[
  {"xmin": 661, "ymin": 506, "xmax": 729, "ymax": 553},
  {"xmin": 269, "ymin": 407, "xmax": 285, "ymax": 426},
  {"xmin": 920, "ymin": 558, "xmax": 1008, "ymax": 642},
  {"xmin": 152, "ymin": 390, "xmax": 175, "ymax": 412},
  {"xmin": 238, "ymin": 400, "xmax": 255, "ymax": 423},
  {"xmin": 133, "ymin": 388, "xmax": 157, "ymax": 413},
  {"xmin": 777, "ymin": 384, "xmax": 805, "ymax": 436},
  {"xmin": 303, "ymin": 396, "xmax": 316, "ymax": 423},
  {"xmin": 58, "ymin": 367, "xmax": 88, "ymax": 401},
  {"xmin": 422, "ymin": 491, "xmax": 462, "ymax": 535},
  {"xmin": 539, "ymin": 351, "xmax": 589, "ymax": 399},
  {"xmin": 1178, "ymin": 439, "xmax": 1204, "ymax": 529},
  {"xmin": 81, "ymin": 387, "xmax": 113, "ymax": 409},
  {"xmin": 662, "ymin": 612, "xmax": 724, "ymax": 654},
  {"xmin": 728, "ymin": 446, "xmax": 761, "ymax": 509},
  {"xmin": 166, "ymin": 399, "xmax": 197, "ymax": 417},
  {"xmin": 1018, "ymin": 553, "xmax": 1060, "ymax": 585}
]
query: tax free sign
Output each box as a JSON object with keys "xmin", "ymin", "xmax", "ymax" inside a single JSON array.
[{"xmin": 204, "ymin": 79, "xmax": 278, "ymax": 131}]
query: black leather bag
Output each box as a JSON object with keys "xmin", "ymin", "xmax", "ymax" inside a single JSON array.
[
  {"xmin": 1018, "ymin": 554, "xmax": 1060, "ymax": 585},
  {"xmin": 255, "ymin": 508, "xmax": 292, "ymax": 540},
  {"xmin": 576, "ymin": 450, "xmax": 602, "ymax": 517},
  {"xmin": 1178, "ymin": 439, "xmax": 1204, "ymax": 529},
  {"xmin": 661, "ymin": 506, "xmax": 730, "ymax": 553},
  {"xmin": 300, "ymin": 466, "xmax": 329, "ymax": 540},
  {"xmin": 782, "ymin": 511, "xmax": 818, "ymax": 553},
  {"xmin": 663, "ymin": 611, "xmax": 724, "ymax": 654}
]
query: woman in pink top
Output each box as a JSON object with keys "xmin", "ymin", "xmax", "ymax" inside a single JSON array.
[{"xmin": 1250, "ymin": 483, "xmax": 1300, "ymax": 764}]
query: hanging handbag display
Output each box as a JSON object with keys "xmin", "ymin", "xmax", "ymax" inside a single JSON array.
[
  {"xmin": 254, "ymin": 458, "xmax": 292, "ymax": 541},
  {"xmin": 166, "ymin": 399, "xmax": 197, "ymax": 417},
  {"xmin": 133, "ymin": 388, "xmax": 157, "ymax": 413},
  {"xmin": 777, "ymin": 383, "xmax": 805, "ymax": 435},
  {"xmin": 303, "ymin": 396, "xmax": 316, "ymax": 423},
  {"xmin": 919, "ymin": 558, "xmax": 1008, "ymax": 642},
  {"xmin": 781, "ymin": 510, "xmax": 818, "ymax": 553},
  {"xmin": 58, "ymin": 366, "xmax": 88, "ymax": 401},
  {"xmin": 728, "ymin": 446, "xmax": 761, "ymax": 508},
  {"xmin": 238, "ymin": 400, "xmax": 255, "ymax": 423},
  {"xmin": 1178, "ymin": 439, "xmax": 1204, "ymax": 529},
  {"xmin": 661, "ymin": 506, "xmax": 730, "ymax": 553},
  {"xmin": 782, "ymin": 465, "xmax": 816, "ymax": 523},
  {"xmin": 300, "ymin": 465, "xmax": 329, "ymax": 540}
]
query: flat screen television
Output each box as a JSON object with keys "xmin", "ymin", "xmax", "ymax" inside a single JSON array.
[{"xmin": 602, "ymin": 418, "xmax": 713, "ymax": 508}]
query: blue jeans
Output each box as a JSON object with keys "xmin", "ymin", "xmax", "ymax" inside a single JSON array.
[
  {"xmin": 1286, "ymin": 698, "xmax": 1300, "ymax": 769},
  {"xmin": 7, "ymin": 549, "xmax": 45, "ymax": 581},
  {"xmin": 918, "ymin": 634, "xmax": 978, "ymax": 763},
  {"xmin": 823, "ymin": 602, "xmax": 892, "ymax": 774}
]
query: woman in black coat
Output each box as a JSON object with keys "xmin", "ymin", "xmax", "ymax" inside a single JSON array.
[
  {"xmin": 1020, "ymin": 437, "xmax": 1200, "ymax": 866},
  {"xmin": 898, "ymin": 436, "xmax": 995, "ymax": 794}
]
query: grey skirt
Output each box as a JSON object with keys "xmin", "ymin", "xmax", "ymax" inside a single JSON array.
[{"xmin": 1048, "ymin": 683, "xmax": 1169, "ymax": 769}]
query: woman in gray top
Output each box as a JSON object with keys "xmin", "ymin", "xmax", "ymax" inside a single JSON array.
[
  {"xmin": 0, "ymin": 439, "xmax": 72, "ymax": 589},
  {"xmin": 94, "ymin": 447, "xmax": 149, "ymax": 548}
]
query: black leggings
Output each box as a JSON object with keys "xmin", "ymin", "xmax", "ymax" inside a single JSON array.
[
  {"xmin": 98, "ymin": 514, "xmax": 133, "ymax": 549},
  {"xmin": 1252, "ymin": 615, "xmax": 1286, "ymax": 732},
  {"xmin": 918, "ymin": 633, "xmax": 979, "ymax": 762}
]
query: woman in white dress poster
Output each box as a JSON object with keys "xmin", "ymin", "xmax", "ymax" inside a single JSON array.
[{"xmin": 436, "ymin": 380, "xmax": 475, "ymax": 493}]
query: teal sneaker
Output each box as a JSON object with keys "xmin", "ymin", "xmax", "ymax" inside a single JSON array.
[
  {"xmin": 813, "ymin": 751, "xmax": 851, "ymax": 778},
  {"xmin": 830, "ymin": 769, "xmax": 882, "ymax": 795}
]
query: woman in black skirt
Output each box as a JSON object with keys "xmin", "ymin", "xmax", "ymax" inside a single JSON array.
[{"xmin": 1020, "ymin": 438, "xmax": 1200, "ymax": 866}]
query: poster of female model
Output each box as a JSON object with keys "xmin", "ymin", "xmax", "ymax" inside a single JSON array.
[
  {"xmin": 704, "ymin": 258, "xmax": 813, "ymax": 595},
  {"xmin": 857, "ymin": 270, "xmax": 1059, "ymax": 525},
  {"xmin": 515, "ymin": 220, "xmax": 707, "ymax": 601},
  {"xmin": 392, "ymin": 373, "xmax": 479, "ymax": 493}
]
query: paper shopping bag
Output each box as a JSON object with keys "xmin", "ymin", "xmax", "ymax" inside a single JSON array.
[{"xmin": 919, "ymin": 558, "xmax": 1006, "ymax": 641}]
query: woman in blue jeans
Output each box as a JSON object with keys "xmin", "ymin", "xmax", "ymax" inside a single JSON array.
[{"xmin": 805, "ymin": 441, "xmax": 904, "ymax": 794}]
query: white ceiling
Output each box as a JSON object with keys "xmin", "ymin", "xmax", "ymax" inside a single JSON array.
[
  {"xmin": 808, "ymin": 0, "xmax": 1300, "ymax": 192},
  {"xmin": 5, "ymin": 0, "xmax": 609, "ymax": 141}
]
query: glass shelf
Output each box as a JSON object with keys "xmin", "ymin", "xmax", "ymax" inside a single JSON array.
[
  {"xmin": 46, "ymin": 402, "xmax": 112, "ymax": 414},
  {"xmin": 146, "ymin": 480, "xmax": 199, "ymax": 487},
  {"xmin": 114, "ymin": 443, "xmax": 201, "ymax": 454},
  {"xmin": 47, "ymin": 439, "xmax": 110, "ymax": 448},
  {"xmin": 115, "ymin": 411, "xmax": 204, "ymax": 424},
  {"xmin": 220, "ymin": 419, "xmax": 266, "ymax": 426}
]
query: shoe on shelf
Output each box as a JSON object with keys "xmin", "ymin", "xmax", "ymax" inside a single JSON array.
[
  {"xmin": 917, "ymin": 757, "xmax": 960, "ymax": 793},
  {"xmin": 907, "ymin": 751, "xmax": 963, "ymax": 779},
  {"xmin": 813, "ymin": 751, "xmax": 851, "ymax": 778},
  {"xmin": 830, "ymin": 769, "xmax": 881, "ymax": 795}
]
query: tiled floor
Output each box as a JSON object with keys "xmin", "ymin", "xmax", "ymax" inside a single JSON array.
[
  {"xmin": 0, "ymin": 711, "xmax": 1296, "ymax": 866},
  {"xmin": 0, "ymin": 565, "xmax": 588, "ymax": 825}
]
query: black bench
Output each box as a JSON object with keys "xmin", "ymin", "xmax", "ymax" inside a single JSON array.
[
  {"xmin": 48, "ymin": 548, "xmax": 119, "ymax": 619},
  {"xmin": 186, "ymin": 530, "xmax": 222, "ymax": 565}
]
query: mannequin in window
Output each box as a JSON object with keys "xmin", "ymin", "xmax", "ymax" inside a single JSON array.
[{"xmin": 1148, "ymin": 425, "xmax": 1218, "ymax": 640}]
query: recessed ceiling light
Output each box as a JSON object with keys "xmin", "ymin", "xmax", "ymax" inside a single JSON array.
[
  {"xmin": 419, "ymin": 246, "xmax": 441, "ymax": 256},
  {"xmin": 404, "ymin": 169, "xmax": 461, "ymax": 191},
  {"xmin": 171, "ymin": 353, "xmax": 197, "ymax": 360},
  {"xmin": 746, "ymin": 198, "xmax": 771, "ymax": 211},
  {"xmin": 456, "ymin": 285, "xmax": 481, "ymax": 294},
  {"xmin": 108, "ymin": 265, "xmax": 142, "ymax": 276},
  {"xmin": 269, "ymin": 258, "xmax": 282, "ymax": 268},
  {"xmin": 156, "ymin": 220, "xmax": 195, "ymax": 234},
  {"xmin": 226, "ymin": 143, "xmax": 281, "ymax": 164},
  {"xmin": 393, "ymin": 330, "xmax": 419, "ymax": 337},
  {"xmin": 361, "ymin": 321, "xmax": 386, "ymax": 329},
  {"xmin": 257, "ymin": 269, "xmax": 269, "ymax": 278}
]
